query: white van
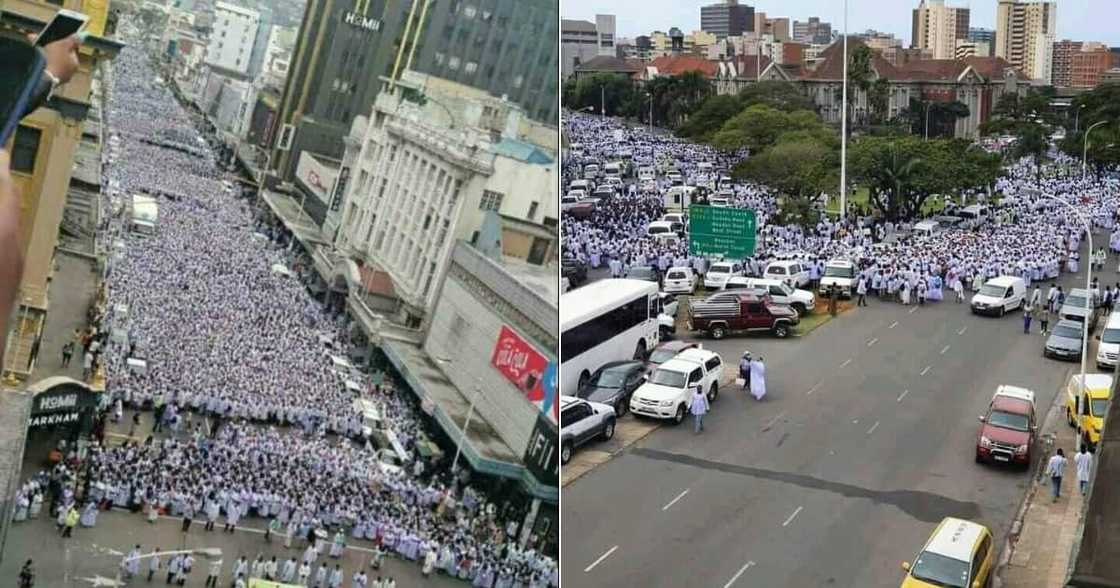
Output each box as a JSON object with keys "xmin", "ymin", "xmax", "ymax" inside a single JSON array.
[
  {"xmin": 352, "ymin": 398, "xmax": 383, "ymax": 438},
  {"xmin": 912, "ymin": 220, "xmax": 941, "ymax": 238},
  {"xmin": 662, "ymin": 212, "xmax": 686, "ymax": 225},
  {"xmin": 970, "ymin": 275, "xmax": 1026, "ymax": 316},
  {"xmin": 603, "ymin": 162, "xmax": 622, "ymax": 180},
  {"xmin": 1096, "ymin": 311, "xmax": 1120, "ymax": 369},
  {"xmin": 664, "ymin": 186, "xmax": 696, "ymax": 212},
  {"xmin": 570, "ymin": 179, "xmax": 593, "ymax": 193},
  {"xmin": 960, "ymin": 204, "xmax": 989, "ymax": 225},
  {"xmin": 584, "ymin": 163, "xmax": 600, "ymax": 179},
  {"xmin": 703, "ymin": 261, "xmax": 744, "ymax": 290},
  {"xmin": 763, "ymin": 260, "xmax": 811, "ymax": 288},
  {"xmin": 646, "ymin": 221, "xmax": 677, "ymax": 237},
  {"xmin": 638, "ymin": 167, "xmax": 656, "ymax": 182},
  {"xmin": 724, "ymin": 277, "xmax": 816, "ymax": 315}
]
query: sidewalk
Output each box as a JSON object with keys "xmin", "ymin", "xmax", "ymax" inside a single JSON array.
[{"xmin": 1000, "ymin": 402, "xmax": 1086, "ymax": 588}]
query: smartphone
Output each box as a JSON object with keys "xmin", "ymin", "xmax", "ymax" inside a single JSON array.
[
  {"xmin": 0, "ymin": 39, "xmax": 46, "ymax": 146},
  {"xmin": 34, "ymin": 8, "xmax": 89, "ymax": 47}
]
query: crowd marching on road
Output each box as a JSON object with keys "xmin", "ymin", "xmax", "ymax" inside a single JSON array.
[{"xmin": 9, "ymin": 47, "xmax": 557, "ymax": 588}]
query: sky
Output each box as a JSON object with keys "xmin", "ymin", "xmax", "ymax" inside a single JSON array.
[{"xmin": 561, "ymin": 0, "xmax": 1120, "ymax": 47}]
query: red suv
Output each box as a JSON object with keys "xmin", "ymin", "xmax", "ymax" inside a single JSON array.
[{"xmin": 975, "ymin": 386, "xmax": 1036, "ymax": 468}]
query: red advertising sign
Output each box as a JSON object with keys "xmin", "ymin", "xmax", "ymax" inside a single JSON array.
[{"xmin": 491, "ymin": 325, "xmax": 551, "ymax": 412}]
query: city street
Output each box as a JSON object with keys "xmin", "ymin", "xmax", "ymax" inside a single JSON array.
[{"xmin": 563, "ymin": 241, "xmax": 1100, "ymax": 587}]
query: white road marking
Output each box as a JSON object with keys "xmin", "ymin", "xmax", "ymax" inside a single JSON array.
[
  {"xmin": 782, "ymin": 506, "xmax": 804, "ymax": 527},
  {"xmin": 958, "ymin": 326, "xmax": 968, "ymax": 335},
  {"xmin": 867, "ymin": 337, "xmax": 878, "ymax": 347},
  {"xmin": 889, "ymin": 321, "xmax": 899, "ymax": 329},
  {"xmin": 722, "ymin": 561, "xmax": 757, "ymax": 588},
  {"xmin": 585, "ymin": 546, "xmax": 619, "ymax": 572},
  {"xmin": 867, "ymin": 421, "xmax": 880, "ymax": 435},
  {"xmin": 763, "ymin": 411, "xmax": 787, "ymax": 430},
  {"xmin": 807, "ymin": 381, "xmax": 823, "ymax": 395},
  {"xmin": 920, "ymin": 365, "xmax": 931, "ymax": 376},
  {"xmin": 897, "ymin": 389, "xmax": 909, "ymax": 403},
  {"xmin": 662, "ymin": 489, "xmax": 690, "ymax": 511},
  {"xmin": 841, "ymin": 358, "xmax": 853, "ymax": 368},
  {"xmin": 940, "ymin": 345, "xmax": 951, "ymax": 355},
  {"xmin": 909, "ymin": 307, "xmax": 919, "ymax": 314}
]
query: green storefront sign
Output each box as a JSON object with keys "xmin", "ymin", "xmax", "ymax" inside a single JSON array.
[{"xmin": 688, "ymin": 206, "xmax": 757, "ymax": 258}]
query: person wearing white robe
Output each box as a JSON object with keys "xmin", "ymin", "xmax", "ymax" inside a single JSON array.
[{"xmin": 750, "ymin": 358, "xmax": 767, "ymax": 401}]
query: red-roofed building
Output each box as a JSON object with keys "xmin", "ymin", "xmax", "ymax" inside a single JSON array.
[
  {"xmin": 713, "ymin": 55, "xmax": 795, "ymax": 95},
  {"xmin": 645, "ymin": 55, "xmax": 720, "ymax": 79}
]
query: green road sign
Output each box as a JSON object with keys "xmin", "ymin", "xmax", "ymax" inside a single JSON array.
[{"xmin": 688, "ymin": 205, "xmax": 756, "ymax": 258}]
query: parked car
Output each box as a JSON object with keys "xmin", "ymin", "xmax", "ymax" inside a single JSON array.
[
  {"xmin": 975, "ymin": 385, "xmax": 1036, "ymax": 467},
  {"xmin": 646, "ymin": 221, "xmax": 679, "ymax": 237},
  {"xmin": 1066, "ymin": 373, "xmax": 1113, "ymax": 451},
  {"xmin": 1095, "ymin": 311, "xmax": 1120, "ymax": 370},
  {"xmin": 703, "ymin": 261, "xmax": 744, "ymax": 290},
  {"xmin": 577, "ymin": 361, "xmax": 646, "ymax": 417},
  {"xmin": 561, "ymin": 256, "xmax": 588, "ymax": 288},
  {"xmin": 662, "ymin": 266, "xmax": 698, "ymax": 295},
  {"xmin": 900, "ymin": 518, "xmax": 994, "ymax": 588},
  {"xmin": 763, "ymin": 260, "xmax": 811, "ymax": 288},
  {"xmin": 1044, "ymin": 319, "xmax": 1085, "ymax": 361},
  {"xmin": 686, "ymin": 291, "xmax": 799, "ymax": 339},
  {"xmin": 624, "ymin": 265, "xmax": 660, "ymax": 284},
  {"xmin": 819, "ymin": 259, "xmax": 857, "ymax": 298},
  {"xmin": 970, "ymin": 275, "xmax": 1026, "ymax": 316},
  {"xmin": 644, "ymin": 340, "xmax": 700, "ymax": 373},
  {"xmin": 560, "ymin": 396, "xmax": 616, "ymax": 465},
  {"xmin": 723, "ymin": 277, "xmax": 815, "ymax": 316},
  {"xmin": 1059, "ymin": 288, "xmax": 1099, "ymax": 332},
  {"xmin": 630, "ymin": 348, "xmax": 724, "ymax": 423}
]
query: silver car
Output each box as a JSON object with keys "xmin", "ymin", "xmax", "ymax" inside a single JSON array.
[{"xmin": 560, "ymin": 396, "xmax": 616, "ymax": 464}]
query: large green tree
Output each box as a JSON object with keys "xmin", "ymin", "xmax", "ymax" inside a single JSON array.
[
  {"xmin": 676, "ymin": 94, "xmax": 742, "ymax": 141},
  {"xmin": 734, "ymin": 139, "xmax": 836, "ymax": 227},
  {"xmin": 561, "ymin": 73, "xmax": 637, "ymax": 118},
  {"xmin": 710, "ymin": 104, "xmax": 829, "ymax": 153}
]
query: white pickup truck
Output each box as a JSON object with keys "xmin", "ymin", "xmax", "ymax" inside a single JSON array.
[{"xmin": 630, "ymin": 348, "xmax": 723, "ymax": 424}]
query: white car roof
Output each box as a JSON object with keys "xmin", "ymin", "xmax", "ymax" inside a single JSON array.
[
  {"xmin": 675, "ymin": 348, "xmax": 717, "ymax": 363},
  {"xmin": 649, "ymin": 220, "xmax": 674, "ymax": 228},
  {"xmin": 994, "ymin": 385, "xmax": 1035, "ymax": 406},
  {"xmin": 985, "ymin": 275, "xmax": 1022, "ymax": 287},
  {"xmin": 1069, "ymin": 373, "xmax": 1113, "ymax": 390},
  {"xmin": 923, "ymin": 518, "xmax": 985, "ymax": 562},
  {"xmin": 656, "ymin": 358, "xmax": 706, "ymax": 374},
  {"xmin": 666, "ymin": 266, "xmax": 692, "ymax": 272},
  {"xmin": 826, "ymin": 259, "xmax": 854, "ymax": 267}
]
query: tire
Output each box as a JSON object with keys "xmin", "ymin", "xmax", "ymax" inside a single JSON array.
[
  {"xmin": 633, "ymin": 343, "xmax": 646, "ymax": 361},
  {"xmin": 578, "ymin": 371, "xmax": 590, "ymax": 392},
  {"xmin": 975, "ymin": 453, "xmax": 983, "ymax": 464},
  {"xmin": 999, "ymin": 305, "xmax": 1006, "ymax": 317},
  {"xmin": 792, "ymin": 303, "xmax": 807, "ymax": 316},
  {"xmin": 710, "ymin": 325, "xmax": 726, "ymax": 340},
  {"xmin": 672, "ymin": 404, "xmax": 686, "ymax": 425},
  {"xmin": 708, "ymin": 383, "xmax": 718, "ymax": 403},
  {"xmin": 1068, "ymin": 408, "xmax": 1076, "ymax": 428},
  {"xmin": 601, "ymin": 419, "xmax": 616, "ymax": 441},
  {"xmin": 615, "ymin": 399, "xmax": 628, "ymax": 418},
  {"xmin": 774, "ymin": 323, "xmax": 790, "ymax": 338},
  {"xmin": 560, "ymin": 441, "xmax": 573, "ymax": 465}
]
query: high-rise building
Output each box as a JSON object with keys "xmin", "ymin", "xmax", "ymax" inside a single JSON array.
[
  {"xmin": 793, "ymin": 17, "xmax": 832, "ymax": 45},
  {"xmin": 911, "ymin": 0, "xmax": 969, "ymax": 60},
  {"xmin": 858, "ymin": 29, "xmax": 903, "ymax": 53},
  {"xmin": 206, "ymin": 2, "xmax": 261, "ymax": 77},
  {"xmin": 272, "ymin": 0, "xmax": 558, "ymax": 183},
  {"xmin": 751, "ymin": 12, "xmax": 790, "ymax": 42},
  {"xmin": 562, "ymin": 14, "xmax": 616, "ymax": 78},
  {"xmin": 996, "ymin": 0, "xmax": 1057, "ymax": 83},
  {"xmin": 955, "ymin": 39, "xmax": 991, "ymax": 60},
  {"xmin": 700, "ymin": 0, "xmax": 754, "ymax": 40},
  {"xmin": 1052, "ymin": 40, "xmax": 1083, "ymax": 87},
  {"xmin": 1071, "ymin": 47, "xmax": 1113, "ymax": 88},
  {"xmin": 1, "ymin": 0, "xmax": 121, "ymax": 381},
  {"xmin": 969, "ymin": 27, "xmax": 995, "ymax": 55}
]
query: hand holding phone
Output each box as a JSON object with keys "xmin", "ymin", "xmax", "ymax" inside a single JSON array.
[
  {"xmin": 34, "ymin": 9, "xmax": 88, "ymax": 47},
  {"xmin": 0, "ymin": 38, "xmax": 46, "ymax": 146}
]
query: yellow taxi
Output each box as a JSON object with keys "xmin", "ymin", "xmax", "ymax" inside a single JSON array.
[
  {"xmin": 901, "ymin": 517, "xmax": 993, "ymax": 588},
  {"xmin": 1065, "ymin": 373, "xmax": 1112, "ymax": 450}
]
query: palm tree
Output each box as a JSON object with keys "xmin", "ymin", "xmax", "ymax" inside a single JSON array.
[{"xmin": 874, "ymin": 144, "xmax": 922, "ymax": 219}]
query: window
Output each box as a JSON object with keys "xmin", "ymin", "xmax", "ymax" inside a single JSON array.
[
  {"xmin": 746, "ymin": 303, "xmax": 763, "ymax": 314},
  {"xmin": 687, "ymin": 369, "xmax": 702, "ymax": 385},
  {"xmin": 11, "ymin": 125, "xmax": 42, "ymax": 173},
  {"xmin": 527, "ymin": 201, "xmax": 539, "ymax": 220},
  {"xmin": 561, "ymin": 297, "xmax": 650, "ymax": 360},
  {"xmin": 561, "ymin": 403, "xmax": 591, "ymax": 426},
  {"xmin": 543, "ymin": 216, "xmax": 558, "ymax": 228},
  {"xmin": 479, "ymin": 190, "xmax": 504, "ymax": 211}
]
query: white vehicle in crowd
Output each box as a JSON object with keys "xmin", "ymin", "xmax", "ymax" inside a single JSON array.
[
  {"xmin": 763, "ymin": 260, "xmax": 812, "ymax": 288},
  {"xmin": 912, "ymin": 219, "xmax": 941, "ymax": 238},
  {"xmin": 630, "ymin": 348, "xmax": 724, "ymax": 423},
  {"xmin": 664, "ymin": 186, "xmax": 696, "ymax": 212},
  {"xmin": 1096, "ymin": 311, "xmax": 1120, "ymax": 369},
  {"xmin": 559, "ymin": 396, "xmax": 616, "ymax": 464},
  {"xmin": 603, "ymin": 162, "xmax": 622, "ymax": 180},
  {"xmin": 662, "ymin": 212, "xmax": 686, "ymax": 225},
  {"xmin": 819, "ymin": 259, "xmax": 857, "ymax": 297},
  {"xmin": 646, "ymin": 220, "xmax": 678, "ymax": 237},
  {"xmin": 718, "ymin": 176, "xmax": 734, "ymax": 191},
  {"xmin": 971, "ymin": 275, "xmax": 1027, "ymax": 316},
  {"xmin": 584, "ymin": 163, "xmax": 600, "ymax": 179},
  {"xmin": 560, "ymin": 279, "xmax": 661, "ymax": 395},
  {"xmin": 667, "ymin": 172, "xmax": 684, "ymax": 186},
  {"xmin": 638, "ymin": 167, "xmax": 656, "ymax": 182},
  {"xmin": 662, "ymin": 266, "xmax": 698, "ymax": 294},
  {"xmin": 560, "ymin": 194, "xmax": 584, "ymax": 211},
  {"xmin": 703, "ymin": 261, "xmax": 744, "ymax": 289},
  {"xmin": 723, "ymin": 277, "xmax": 816, "ymax": 315},
  {"xmin": 570, "ymin": 179, "xmax": 593, "ymax": 193}
]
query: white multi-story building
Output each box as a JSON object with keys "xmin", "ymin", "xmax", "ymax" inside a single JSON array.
[
  {"xmin": 911, "ymin": 0, "xmax": 970, "ymax": 60},
  {"xmin": 335, "ymin": 72, "xmax": 557, "ymax": 326},
  {"xmin": 561, "ymin": 14, "xmax": 616, "ymax": 79},
  {"xmin": 206, "ymin": 1, "xmax": 260, "ymax": 76},
  {"xmin": 996, "ymin": 0, "xmax": 1057, "ymax": 83}
]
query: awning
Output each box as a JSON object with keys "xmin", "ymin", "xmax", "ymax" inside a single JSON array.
[{"xmin": 381, "ymin": 339, "xmax": 557, "ymax": 503}]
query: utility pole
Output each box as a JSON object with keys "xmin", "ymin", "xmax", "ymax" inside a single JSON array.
[{"xmin": 839, "ymin": 0, "xmax": 848, "ymax": 220}]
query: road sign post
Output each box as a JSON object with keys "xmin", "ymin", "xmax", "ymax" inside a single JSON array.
[{"xmin": 688, "ymin": 206, "xmax": 757, "ymax": 259}]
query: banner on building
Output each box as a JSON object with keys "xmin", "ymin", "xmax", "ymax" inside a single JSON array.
[
  {"xmin": 330, "ymin": 166, "xmax": 350, "ymax": 211},
  {"xmin": 523, "ymin": 412, "xmax": 559, "ymax": 487},
  {"xmin": 491, "ymin": 325, "xmax": 557, "ymax": 424},
  {"xmin": 295, "ymin": 152, "xmax": 340, "ymax": 206}
]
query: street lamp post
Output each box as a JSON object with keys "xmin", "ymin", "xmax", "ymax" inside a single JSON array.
[
  {"xmin": 435, "ymin": 357, "xmax": 481, "ymax": 475},
  {"xmin": 600, "ymin": 85, "xmax": 606, "ymax": 119},
  {"xmin": 1083, "ymin": 120, "xmax": 1108, "ymax": 178},
  {"xmin": 839, "ymin": 0, "xmax": 848, "ymax": 219},
  {"xmin": 924, "ymin": 101, "xmax": 933, "ymax": 140},
  {"xmin": 1074, "ymin": 104, "xmax": 1084, "ymax": 134},
  {"xmin": 647, "ymin": 92, "xmax": 653, "ymax": 133}
]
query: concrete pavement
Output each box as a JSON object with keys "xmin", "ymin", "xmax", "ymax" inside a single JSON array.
[{"xmin": 564, "ymin": 239, "xmax": 1104, "ymax": 587}]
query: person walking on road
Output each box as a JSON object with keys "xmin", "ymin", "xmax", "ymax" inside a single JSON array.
[
  {"xmin": 147, "ymin": 548, "xmax": 160, "ymax": 582},
  {"xmin": 738, "ymin": 352, "xmax": 751, "ymax": 391},
  {"xmin": 1040, "ymin": 304, "xmax": 1051, "ymax": 334},
  {"xmin": 61, "ymin": 504, "xmax": 78, "ymax": 537},
  {"xmin": 689, "ymin": 386, "xmax": 709, "ymax": 434},
  {"xmin": 1075, "ymin": 445, "xmax": 1094, "ymax": 495},
  {"xmin": 750, "ymin": 357, "xmax": 767, "ymax": 401},
  {"xmin": 1023, "ymin": 302, "xmax": 1034, "ymax": 334},
  {"xmin": 1046, "ymin": 448, "xmax": 1068, "ymax": 502},
  {"xmin": 204, "ymin": 558, "xmax": 222, "ymax": 588},
  {"xmin": 18, "ymin": 559, "xmax": 34, "ymax": 588},
  {"xmin": 856, "ymin": 276, "xmax": 868, "ymax": 307}
]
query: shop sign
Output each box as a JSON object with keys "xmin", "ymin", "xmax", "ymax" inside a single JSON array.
[
  {"xmin": 491, "ymin": 326, "xmax": 557, "ymax": 423},
  {"xmin": 523, "ymin": 413, "xmax": 558, "ymax": 486}
]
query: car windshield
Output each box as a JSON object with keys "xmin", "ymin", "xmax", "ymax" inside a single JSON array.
[
  {"xmin": 648, "ymin": 349, "xmax": 678, "ymax": 364},
  {"xmin": 1092, "ymin": 399, "xmax": 1109, "ymax": 416},
  {"xmin": 979, "ymin": 284, "xmax": 1007, "ymax": 297},
  {"xmin": 1051, "ymin": 324, "xmax": 1082, "ymax": 339},
  {"xmin": 988, "ymin": 410, "xmax": 1030, "ymax": 432},
  {"xmin": 768, "ymin": 266, "xmax": 787, "ymax": 275},
  {"xmin": 1102, "ymin": 328, "xmax": 1120, "ymax": 344},
  {"xmin": 824, "ymin": 266, "xmax": 854, "ymax": 278},
  {"xmin": 710, "ymin": 266, "xmax": 730, "ymax": 274},
  {"xmin": 648, "ymin": 368, "xmax": 687, "ymax": 388},
  {"xmin": 667, "ymin": 271, "xmax": 686, "ymax": 279},
  {"xmin": 909, "ymin": 552, "xmax": 969, "ymax": 588},
  {"xmin": 649, "ymin": 226, "xmax": 669, "ymax": 234},
  {"xmin": 1064, "ymin": 295, "xmax": 1089, "ymax": 309},
  {"xmin": 589, "ymin": 366, "xmax": 630, "ymax": 389}
]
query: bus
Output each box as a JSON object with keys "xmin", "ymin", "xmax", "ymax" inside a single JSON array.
[{"xmin": 561, "ymin": 279, "xmax": 661, "ymax": 395}]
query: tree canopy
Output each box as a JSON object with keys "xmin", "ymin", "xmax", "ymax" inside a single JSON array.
[
  {"xmin": 674, "ymin": 81, "xmax": 816, "ymax": 141},
  {"xmin": 561, "ymin": 73, "xmax": 638, "ymax": 118}
]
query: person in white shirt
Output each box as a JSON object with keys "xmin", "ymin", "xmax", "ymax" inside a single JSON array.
[
  {"xmin": 1074, "ymin": 445, "xmax": 1094, "ymax": 495},
  {"xmin": 1046, "ymin": 448, "xmax": 1068, "ymax": 502}
]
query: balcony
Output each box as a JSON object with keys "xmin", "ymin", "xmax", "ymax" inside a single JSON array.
[{"xmin": 347, "ymin": 290, "xmax": 423, "ymax": 346}]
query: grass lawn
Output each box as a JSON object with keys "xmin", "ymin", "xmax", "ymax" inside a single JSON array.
[{"xmin": 794, "ymin": 298, "xmax": 854, "ymax": 336}]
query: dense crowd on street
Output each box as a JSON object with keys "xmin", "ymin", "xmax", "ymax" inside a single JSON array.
[
  {"xmin": 561, "ymin": 112, "xmax": 1120, "ymax": 301},
  {"xmin": 10, "ymin": 47, "xmax": 557, "ymax": 588}
]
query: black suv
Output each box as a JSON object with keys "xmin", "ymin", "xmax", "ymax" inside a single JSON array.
[{"xmin": 562, "ymin": 256, "xmax": 588, "ymax": 288}]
